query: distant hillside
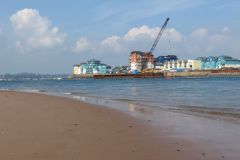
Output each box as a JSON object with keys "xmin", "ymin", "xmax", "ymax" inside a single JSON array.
[{"xmin": 0, "ymin": 73, "xmax": 69, "ymax": 81}]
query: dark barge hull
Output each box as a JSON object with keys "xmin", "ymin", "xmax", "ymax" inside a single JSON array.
[{"xmin": 93, "ymin": 73, "xmax": 164, "ymax": 79}]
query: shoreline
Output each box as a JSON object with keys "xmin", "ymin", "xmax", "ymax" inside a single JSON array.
[
  {"xmin": 9, "ymin": 88, "xmax": 240, "ymax": 122},
  {"xmin": 1, "ymin": 91, "xmax": 240, "ymax": 159},
  {"xmin": 69, "ymin": 69, "xmax": 240, "ymax": 79}
]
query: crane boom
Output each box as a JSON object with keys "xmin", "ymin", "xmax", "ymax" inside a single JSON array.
[{"xmin": 149, "ymin": 18, "xmax": 170, "ymax": 54}]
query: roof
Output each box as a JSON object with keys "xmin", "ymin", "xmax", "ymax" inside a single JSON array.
[
  {"xmin": 130, "ymin": 51, "xmax": 153, "ymax": 56},
  {"xmin": 225, "ymin": 59, "xmax": 240, "ymax": 62},
  {"xmin": 196, "ymin": 56, "xmax": 240, "ymax": 62},
  {"xmin": 131, "ymin": 51, "xmax": 145, "ymax": 55}
]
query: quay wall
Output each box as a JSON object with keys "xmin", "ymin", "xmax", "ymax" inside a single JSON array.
[
  {"xmin": 164, "ymin": 70, "xmax": 240, "ymax": 77},
  {"xmin": 70, "ymin": 74, "xmax": 93, "ymax": 79},
  {"xmin": 70, "ymin": 70, "xmax": 240, "ymax": 79}
]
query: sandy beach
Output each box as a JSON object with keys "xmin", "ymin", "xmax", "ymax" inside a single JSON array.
[{"xmin": 0, "ymin": 91, "xmax": 233, "ymax": 160}]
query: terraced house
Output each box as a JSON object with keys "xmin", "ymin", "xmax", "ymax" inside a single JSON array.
[
  {"xmin": 73, "ymin": 59, "xmax": 111, "ymax": 75},
  {"xmin": 197, "ymin": 56, "xmax": 240, "ymax": 70}
]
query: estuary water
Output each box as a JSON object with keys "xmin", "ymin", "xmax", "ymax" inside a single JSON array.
[
  {"xmin": 1, "ymin": 77, "xmax": 240, "ymax": 159},
  {"xmin": 1, "ymin": 76, "xmax": 240, "ymax": 118},
  {"xmin": 2, "ymin": 76, "xmax": 240, "ymax": 159}
]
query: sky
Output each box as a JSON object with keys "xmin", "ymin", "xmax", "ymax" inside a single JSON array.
[{"xmin": 0, "ymin": 0, "xmax": 240, "ymax": 74}]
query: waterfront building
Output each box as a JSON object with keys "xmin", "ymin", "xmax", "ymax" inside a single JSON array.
[
  {"xmin": 154, "ymin": 55, "xmax": 178, "ymax": 69},
  {"xmin": 164, "ymin": 60, "xmax": 201, "ymax": 71},
  {"xmin": 197, "ymin": 56, "xmax": 240, "ymax": 70},
  {"xmin": 197, "ymin": 56, "xmax": 218, "ymax": 69},
  {"xmin": 112, "ymin": 66, "xmax": 129, "ymax": 74},
  {"xmin": 73, "ymin": 64, "xmax": 81, "ymax": 75},
  {"xmin": 129, "ymin": 51, "xmax": 154, "ymax": 73},
  {"xmin": 73, "ymin": 59, "xmax": 110, "ymax": 75},
  {"xmin": 106, "ymin": 66, "xmax": 112, "ymax": 74}
]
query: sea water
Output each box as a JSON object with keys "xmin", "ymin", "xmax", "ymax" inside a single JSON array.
[
  {"xmin": 0, "ymin": 76, "xmax": 240, "ymax": 115},
  {"xmin": 1, "ymin": 76, "xmax": 240, "ymax": 158}
]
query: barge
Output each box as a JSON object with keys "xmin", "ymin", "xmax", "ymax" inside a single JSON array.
[{"xmin": 93, "ymin": 73, "xmax": 164, "ymax": 79}]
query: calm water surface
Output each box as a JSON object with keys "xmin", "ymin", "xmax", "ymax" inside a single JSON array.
[
  {"xmin": 1, "ymin": 76, "xmax": 240, "ymax": 159},
  {"xmin": 0, "ymin": 77, "xmax": 239, "ymax": 110}
]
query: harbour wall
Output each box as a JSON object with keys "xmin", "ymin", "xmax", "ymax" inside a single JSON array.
[
  {"xmin": 164, "ymin": 70, "xmax": 240, "ymax": 77},
  {"xmin": 70, "ymin": 70, "xmax": 240, "ymax": 79}
]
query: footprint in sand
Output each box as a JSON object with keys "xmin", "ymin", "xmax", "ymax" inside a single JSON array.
[{"xmin": 128, "ymin": 125, "xmax": 133, "ymax": 128}]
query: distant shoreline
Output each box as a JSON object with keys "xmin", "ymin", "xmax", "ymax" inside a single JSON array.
[{"xmin": 70, "ymin": 69, "xmax": 240, "ymax": 79}]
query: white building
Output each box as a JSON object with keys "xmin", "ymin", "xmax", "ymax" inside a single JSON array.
[
  {"xmin": 223, "ymin": 63, "xmax": 240, "ymax": 68},
  {"xmin": 73, "ymin": 65, "xmax": 81, "ymax": 75},
  {"xmin": 164, "ymin": 60, "xmax": 201, "ymax": 71}
]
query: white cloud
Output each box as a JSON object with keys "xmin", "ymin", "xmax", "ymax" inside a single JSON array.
[
  {"xmin": 98, "ymin": 25, "xmax": 182, "ymax": 54},
  {"xmin": 191, "ymin": 28, "xmax": 208, "ymax": 38},
  {"xmin": 123, "ymin": 26, "xmax": 182, "ymax": 42},
  {"xmin": 123, "ymin": 25, "xmax": 158, "ymax": 41},
  {"xmin": 73, "ymin": 25, "xmax": 186, "ymax": 56},
  {"xmin": 10, "ymin": 8, "xmax": 65, "ymax": 52},
  {"xmin": 73, "ymin": 25, "xmax": 240, "ymax": 63},
  {"xmin": 72, "ymin": 37, "xmax": 91, "ymax": 53},
  {"xmin": 100, "ymin": 36, "xmax": 126, "ymax": 53},
  {"xmin": 162, "ymin": 28, "xmax": 183, "ymax": 42},
  {"xmin": 185, "ymin": 27, "xmax": 238, "ymax": 57},
  {"xmin": 222, "ymin": 27, "xmax": 230, "ymax": 33}
]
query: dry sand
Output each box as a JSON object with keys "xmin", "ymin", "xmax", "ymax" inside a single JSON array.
[{"xmin": 0, "ymin": 91, "xmax": 219, "ymax": 160}]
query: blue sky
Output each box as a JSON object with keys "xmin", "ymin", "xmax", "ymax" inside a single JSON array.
[{"xmin": 0, "ymin": 0, "xmax": 239, "ymax": 73}]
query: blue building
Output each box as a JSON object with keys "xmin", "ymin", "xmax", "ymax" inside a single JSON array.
[
  {"xmin": 154, "ymin": 55, "xmax": 178, "ymax": 69},
  {"xmin": 74, "ymin": 59, "xmax": 111, "ymax": 75},
  {"xmin": 197, "ymin": 56, "xmax": 240, "ymax": 70}
]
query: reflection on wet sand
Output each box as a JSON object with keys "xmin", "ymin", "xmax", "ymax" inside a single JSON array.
[
  {"xmin": 46, "ymin": 92, "xmax": 240, "ymax": 159},
  {"xmin": 128, "ymin": 103, "xmax": 153, "ymax": 114}
]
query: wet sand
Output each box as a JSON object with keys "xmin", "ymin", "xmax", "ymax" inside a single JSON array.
[{"xmin": 0, "ymin": 91, "xmax": 226, "ymax": 160}]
